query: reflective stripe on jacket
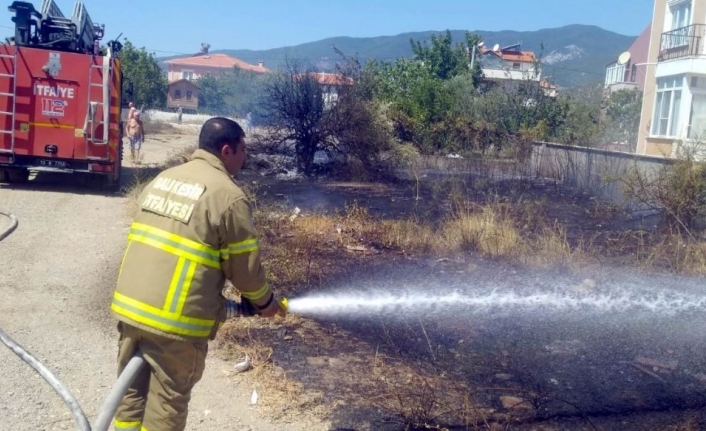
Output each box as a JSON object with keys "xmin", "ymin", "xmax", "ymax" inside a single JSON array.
[{"xmin": 111, "ymin": 149, "xmax": 273, "ymax": 341}]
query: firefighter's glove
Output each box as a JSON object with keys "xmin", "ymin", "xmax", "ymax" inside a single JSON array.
[{"xmin": 257, "ymin": 295, "xmax": 287, "ymax": 319}]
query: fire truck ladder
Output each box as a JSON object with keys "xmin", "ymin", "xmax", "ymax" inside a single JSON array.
[
  {"xmin": 0, "ymin": 48, "xmax": 17, "ymax": 156},
  {"xmin": 38, "ymin": 0, "xmax": 104, "ymax": 53},
  {"xmin": 85, "ymin": 49, "xmax": 112, "ymax": 151}
]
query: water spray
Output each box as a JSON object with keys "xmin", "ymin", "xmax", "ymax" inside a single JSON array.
[{"xmin": 286, "ymin": 288, "xmax": 706, "ymax": 318}]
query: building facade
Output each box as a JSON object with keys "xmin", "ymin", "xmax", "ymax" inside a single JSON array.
[
  {"xmin": 637, "ymin": 0, "xmax": 706, "ymax": 157},
  {"xmin": 604, "ymin": 24, "xmax": 651, "ymax": 94},
  {"xmin": 167, "ymin": 79, "xmax": 199, "ymax": 111},
  {"xmin": 164, "ymin": 53, "xmax": 269, "ymax": 83},
  {"xmin": 479, "ymin": 43, "xmax": 541, "ymax": 82}
]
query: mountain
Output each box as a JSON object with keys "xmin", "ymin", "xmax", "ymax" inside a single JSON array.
[{"xmin": 162, "ymin": 25, "xmax": 637, "ymax": 88}]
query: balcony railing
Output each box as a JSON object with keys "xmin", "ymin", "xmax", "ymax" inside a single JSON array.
[
  {"xmin": 659, "ymin": 24, "xmax": 706, "ymax": 61},
  {"xmin": 604, "ymin": 62, "xmax": 626, "ymax": 88}
]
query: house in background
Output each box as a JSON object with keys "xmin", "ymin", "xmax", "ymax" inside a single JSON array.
[
  {"xmin": 167, "ymin": 79, "xmax": 199, "ymax": 112},
  {"xmin": 164, "ymin": 44, "xmax": 269, "ymax": 84},
  {"xmin": 478, "ymin": 42, "xmax": 558, "ymax": 97},
  {"xmin": 636, "ymin": 0, "xmax": 706, "ymax": 158},
  {"xmin": 604, "ymin": 24, "xmax": 651, "ymax": 95},
  {"xmin": 310, "ymin": 72, "xmax": 353, "ymax": 107},
  {"xmin": 293, "ymin": 72, "xmax": 354, "ymax": 109},
  {"xmin": 479, "ymin": 43, "xmax": 541, "ymax": 83}
]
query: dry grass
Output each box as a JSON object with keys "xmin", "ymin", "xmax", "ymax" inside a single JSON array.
[
  {"xmin": 253, "ymin": 196, "xmax": 706, "ymax": 300},
  {"xmin": 370, "ymin": 355, "xmax": 502, "ymax": 429},
  {"xmin": 216, "ymin": 318, "xmax": 328, "ymax": 422}
]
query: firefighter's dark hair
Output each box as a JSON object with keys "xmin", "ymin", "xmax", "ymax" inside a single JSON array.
[{"xmin": 198, "ymin": 117, "xmax": 245, "ymax": 155}]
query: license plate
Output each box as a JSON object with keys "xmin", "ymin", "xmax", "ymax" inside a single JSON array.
[{"xmin": 38, "ymin": 159, "xmax": 68, "ymax": 168}]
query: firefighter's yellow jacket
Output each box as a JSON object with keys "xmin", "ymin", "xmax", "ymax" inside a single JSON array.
[{"xmin": 111, "ymin": 148, "xmax": 272, "ymax": 341}]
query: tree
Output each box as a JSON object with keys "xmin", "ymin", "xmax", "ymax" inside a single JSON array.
[
  {"xmin": 259, "ymin": 61, "xmax": 334, "ymax": 175},
  {"xmin": 197, "ymin": 74, "xmax": 231, "ymax": 115},
  {"xmin": 197, "ymin": 68, "xmax": 268, "ymax": 116},
  {"xmin": 117, "ymin": 40, "xmax": 167, "ymax": 109},
  {"xmin": 603, "ymin": 88, "xmax": 643, "ymax": 151},
  {"xmin": 410, "ymin": 30, "xmax": 483, "ymax": 85}
]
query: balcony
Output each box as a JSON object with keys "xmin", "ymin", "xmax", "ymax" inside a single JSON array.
[
  {"xmin": 604, "ymin": 62, "xmax": 626, "ymax": 88},
  {"xmin": 659, "ymin": 24, "xmax": 706, "ymax": 61}
]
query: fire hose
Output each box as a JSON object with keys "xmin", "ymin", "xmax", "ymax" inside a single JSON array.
[{"xmin": 0, "ymin": 210, "xmax": 284, "ymax": 430}]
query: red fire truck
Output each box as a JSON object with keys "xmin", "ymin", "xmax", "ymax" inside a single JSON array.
[{"xmin": 0, "ymin": 0, "xmax": 128, "ymax": 189}]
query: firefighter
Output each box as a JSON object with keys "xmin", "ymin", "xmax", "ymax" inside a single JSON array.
[{"xmin": 111, "ymin": 117, "xmax": 286, "ymax": 431}]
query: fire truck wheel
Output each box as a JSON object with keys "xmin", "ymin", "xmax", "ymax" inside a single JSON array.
[
  {"xmin": 0, "ymin": 169, "xmax": 8, "ymax": 183},
  {"xmin": 6, "ymin": 169, "xmax": 29, "ymax": 184}
]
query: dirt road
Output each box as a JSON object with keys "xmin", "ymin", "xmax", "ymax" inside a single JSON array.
[{"xmin": 0, "ymin": 133, "xmax": 321, "ymax": 431}]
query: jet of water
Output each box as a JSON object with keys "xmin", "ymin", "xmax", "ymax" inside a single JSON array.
[{"xmin": 287, "ymin": 288, "xmax": 706, "ymax": 318}]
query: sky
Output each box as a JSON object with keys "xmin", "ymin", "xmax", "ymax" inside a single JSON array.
[{"xmin": 6, "ymin": 0, "xmax": 654, "ymax": 56}]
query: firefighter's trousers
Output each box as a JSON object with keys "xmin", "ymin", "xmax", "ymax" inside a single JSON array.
[{"xmin": 113, "ymin": 322, "xmax": 207, "ymax": 431}]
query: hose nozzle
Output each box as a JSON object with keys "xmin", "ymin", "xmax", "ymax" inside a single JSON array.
[
  {"xmin": 278, "ymin": 297, "xmax": 288, "ymax": 313},
  {"xmin": 227, "ymin": 297, "xmax": 289, "ymax": 318}
]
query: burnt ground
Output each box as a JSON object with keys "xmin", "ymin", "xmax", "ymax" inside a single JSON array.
[{"xmin": 218, "ymin": 172, "xmax": 706, "ymax": 431}]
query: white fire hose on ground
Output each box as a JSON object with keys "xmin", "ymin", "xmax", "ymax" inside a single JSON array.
[{"xmin": 0, "ymin": 210, "xmax": 146, "ymax": 431}]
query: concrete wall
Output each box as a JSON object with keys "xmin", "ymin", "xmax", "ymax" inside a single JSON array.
[
  {"xmin": 408, "ymin": 142, "xmax": 675, "ymax": 216},
  {"xmin": 529, "ymin": 142, "xmax": 673, "ymax": 209}
]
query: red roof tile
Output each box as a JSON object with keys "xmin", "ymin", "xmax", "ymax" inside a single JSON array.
[
  {"xmin": 482, "ymin": 47, "xmax": 536, "ymax": 63},
  {"xmin": 539, "ymin": 79, "xmax": 557, "ymax": 90},
  {"xmin": 165, "ymin": 53, "xmax": 270, "ymax": 74},
  {"xmin": 294, "ymin": 72, "xmax": 354, "ymax": 86}
]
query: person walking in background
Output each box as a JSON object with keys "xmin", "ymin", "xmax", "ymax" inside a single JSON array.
[
  {"xmin": 177, "ymin": 105, "xmax": 183, "ymax": 124},
  {"xmin": 125, "ymin": 111, "xmax": 145, "ymax": 164}
]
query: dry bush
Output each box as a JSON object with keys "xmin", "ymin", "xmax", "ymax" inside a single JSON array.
[
  {"xmin": 142, "ymin": 117, "xmax": 177, "ymax": 135},
  {"xmin": 122, "ymin": 166, "xmax": 161, "ymax": 214},
  {"xmin": 440, "ymin": 203, "xmax": 522, "ymax": 257},
  {"xmin": 378, "ymin": 218, "xmax": 436, "ymax": 254},
  {"xmin": 622, "ymin": 154, "xmax": 706, "ymax": 234},
  {"xmin": 161, "ymin": 145, "xmax": 196, "ymax": 169},
  {"xmin": 637, "ymin": 233, "xmax": 706, "ymax": 275},
  {"xmin": 524, "ymin": 223, "xmax": 593, "ymax": 269}
]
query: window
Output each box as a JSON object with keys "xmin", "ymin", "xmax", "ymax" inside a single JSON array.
[
  {"xmin": 688, "ymin": 94, "xmax": 706, "ymax": 139},
  {"xmin": 670, "ymin": 0, "xmax": 691, "ymax": 31},
  {"xmin": 512, "ymin": 62, "xmax": 521, "ymax": 70},
  {"xmin": 174, "ymin": 89, "xmax": 181, "ymax": 99},
  {"xmin": 182, "ymin": 70, "xmax": 194, "ymax": 80},
  {"xmin": 186, "ymin": 91, "xmax": 192, "ymax": 101},
  {"xmin": 651, "ymin": 75, "xmax": 684, "ymax": 137}
]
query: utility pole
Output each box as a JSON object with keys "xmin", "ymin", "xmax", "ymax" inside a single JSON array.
[{"xmin": 470, "ymin": 41, "xmax": 484, "ymax": 71}]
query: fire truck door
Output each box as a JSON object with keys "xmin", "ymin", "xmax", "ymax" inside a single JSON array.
[{"xmin": 30, "ymin": 80, "xmax": 79, "ymax": 159}]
